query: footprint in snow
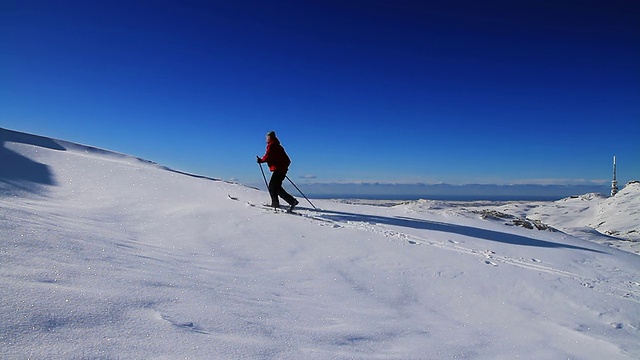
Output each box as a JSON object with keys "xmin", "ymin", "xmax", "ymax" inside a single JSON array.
[
  {"xmin": 581, "ymin": 282, "xmax": 595, "ymax": 289},
  {"xmin": 484, "ymin": 260, "xmax": 498, "ymax": 266},
  {"xmin": 161, "ymin": 315, "xmax": 210, "ymax": 335}
]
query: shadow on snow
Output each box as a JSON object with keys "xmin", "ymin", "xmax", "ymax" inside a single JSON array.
[
  {"xmin": 0, "ymin": 128, "xmax": 64, "ymax": 195},
  {"xmin": 311, "ymin": 208, "xmax": 604, "ymax": 253}
]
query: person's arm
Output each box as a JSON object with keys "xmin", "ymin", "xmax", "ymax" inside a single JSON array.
[{"xmin": 258, "ymin": 144, "xmax": 271, "ymax": 163}]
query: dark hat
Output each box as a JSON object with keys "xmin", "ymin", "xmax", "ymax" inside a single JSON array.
[{"xmin": 266, "ymin": 131, "xmax": 276, "ymax": 138}]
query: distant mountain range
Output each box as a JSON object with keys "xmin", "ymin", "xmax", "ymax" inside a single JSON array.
[{"xmin": 300, "ymin": 182, "xmax": 612, "ymax": 201}]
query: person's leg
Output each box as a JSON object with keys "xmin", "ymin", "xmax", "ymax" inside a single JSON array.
[
  {"xmin": 268, "ymin": 171, "xmax": 286, "ymax": 207},
  {"xmin": 270, "ymin": 170, "xmax": 297, "ymax": 207},
  {"xmin": 276, "ymin": 171, "xmax": 297, "ymax": 206},
  {"xmin": 278, "ymin": 186, "xmax": 296, "ymax": 206}
]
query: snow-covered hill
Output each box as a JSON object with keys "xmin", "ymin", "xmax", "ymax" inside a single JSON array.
[
  {"xmin": 461, "ymin": 183, "xmax": 640, "ymax": 255},
  {"xmin": 594, "ymin": 182, "xmax": 640, "ymax": 239},
  {"xmin": 1, "ymin": 127, "xmax": 639, "ymax": 359}
]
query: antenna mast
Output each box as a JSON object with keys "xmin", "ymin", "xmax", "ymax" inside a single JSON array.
[{"xmin": 611, "ymin": 155, "xmax": 618, "ymax": 196}]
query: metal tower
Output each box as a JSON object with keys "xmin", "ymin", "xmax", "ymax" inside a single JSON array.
[{"xmin": 611, "ymin": 155, "xmax": 618, "ymax": 196}]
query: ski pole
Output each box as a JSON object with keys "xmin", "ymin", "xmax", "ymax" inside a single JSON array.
[
  {"xmin": 286, "ymin": 175, "xmax": 317, "ymax": 210},
  {"xmin": 258, "ymin": 162, "xmax": 269, "ymax": 191}
]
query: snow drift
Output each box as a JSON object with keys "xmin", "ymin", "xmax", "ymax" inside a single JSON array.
[{"xmin": 1, "ymin": 127, "xmax": 639, "ymax": 359}]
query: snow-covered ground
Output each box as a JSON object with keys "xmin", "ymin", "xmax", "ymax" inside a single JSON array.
[{"xmin": 2, "ymin": 127, "xmax": 639, "ymax": 359}]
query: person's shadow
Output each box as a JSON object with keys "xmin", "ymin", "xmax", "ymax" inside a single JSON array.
[
  {"xmin": 306, "ymin": 208, "xmax": 604, "ymax": 253},
  {"xmin": 0, "ymin": 128, "xmax": 65, "ymax": 195}
]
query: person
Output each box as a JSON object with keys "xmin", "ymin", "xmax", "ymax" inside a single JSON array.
[{"xmin": 257, "ymin": 131, "xmax": 299, "ymax": 211}]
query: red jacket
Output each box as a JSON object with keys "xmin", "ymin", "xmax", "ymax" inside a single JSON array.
[{"xmin": 260, "ymin": 139, "xmax": 291, "ymax": 172}]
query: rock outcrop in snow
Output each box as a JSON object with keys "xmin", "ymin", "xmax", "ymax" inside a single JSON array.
[
  {"xmin": 544, "ymin": 181, "xmax": 640, "ymax": 243},
  {"xmin": 475, "ymin": 181, "xmax": 640, "ymax": 254}
]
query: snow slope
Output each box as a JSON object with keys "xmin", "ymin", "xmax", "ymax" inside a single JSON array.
[
  {"xmin": 1, "ymin": 127, "xmax": 639, "ymax": 359},
  {"xmin": 463, "ymin": 183, "xmax": 640, "ymax": 255}
]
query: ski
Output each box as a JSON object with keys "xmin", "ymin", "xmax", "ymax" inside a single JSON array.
[
  {"xmin": 261, "ymin": 204, "xmax": 298, "ymax": 214},
  {"xmin": 246, "ymin": 201, "xmax": 299, "ymax": 215}
]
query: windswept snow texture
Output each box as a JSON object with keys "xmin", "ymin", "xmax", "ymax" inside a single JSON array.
[{"xmin": 1, "ymin": 128, "xmax": 639, "ymax": 359}]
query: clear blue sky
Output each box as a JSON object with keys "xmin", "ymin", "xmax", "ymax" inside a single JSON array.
[{"xmin": 2, "ymin": 0, "xmax": 639, "ymax": 187}]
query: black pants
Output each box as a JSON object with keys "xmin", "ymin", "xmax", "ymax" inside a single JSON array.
[{"xmin": 269, "ymin": 170, "xmax": 296, "ymax": 207}]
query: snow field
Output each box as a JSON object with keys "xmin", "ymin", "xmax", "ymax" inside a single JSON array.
[{"xmin": 1, "ymin": 128, "xmax": 639, "ymax": 359}]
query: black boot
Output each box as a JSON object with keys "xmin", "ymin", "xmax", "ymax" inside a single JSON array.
[{"xmin": 288, "ymin": 199, "xmax": 299, "ymax": 212}]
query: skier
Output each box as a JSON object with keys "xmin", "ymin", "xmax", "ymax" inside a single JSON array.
[{"xmin": 257, "ymin": 131, "xmax": 299, "ymax": 211}]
